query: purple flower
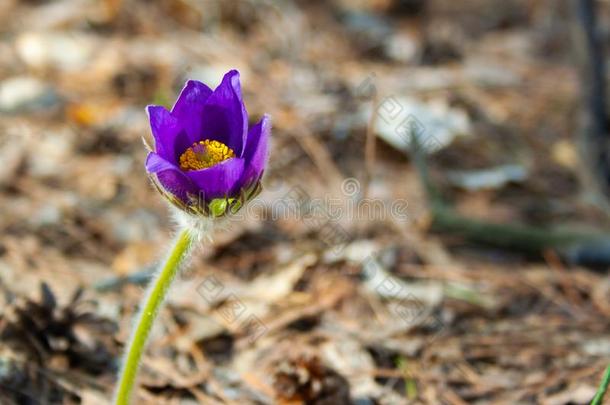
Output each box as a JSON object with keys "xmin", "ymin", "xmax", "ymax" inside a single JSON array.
[{"xmin": 145, "ymin": 70, "xmax": 270, "ymax": 216}]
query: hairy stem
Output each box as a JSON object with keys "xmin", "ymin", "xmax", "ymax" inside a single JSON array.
[{"xmin": 114, "ymin": 228, "xmax": 194, "ymax": 405}]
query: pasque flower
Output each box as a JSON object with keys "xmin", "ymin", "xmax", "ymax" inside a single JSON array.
[
  {"xmin": 115, "ymin": 70, "xmax": 269, "ymax": 405},
  {"xmin": 145, "ymin": 70, "xmax": 269, "ymax": 216}
]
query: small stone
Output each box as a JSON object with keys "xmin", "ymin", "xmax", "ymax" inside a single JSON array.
[
  {"xmin": 370, "ymin": 96, "xmax": 471, "ymax": 154},
  {"xmin": 16, "ymin": 32, "xmax": 96, "ymax": 71},
  {"xmin": 0, "ymin": 76, "xmax": 58, "ymax": 113},
  {"xmin": 447, "ymin": 164, "xmax": 528, "ymax": 191},
  {"xmin": 384, "ymin": 31, "xmax": 420, "ymax": 63}
]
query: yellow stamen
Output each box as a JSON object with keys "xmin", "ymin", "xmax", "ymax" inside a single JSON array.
[{"xmin": 179, "ymin": 139, "xmax": 235, "ymax": 171}]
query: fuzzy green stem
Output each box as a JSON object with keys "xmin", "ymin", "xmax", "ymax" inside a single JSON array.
[
  {"xmin": 591, "ymin": 364, "xmax": 610, "ymax": 405},
  {"xmin": 114, "ymin": 228, "xmax": 194, "ymax": 405}
]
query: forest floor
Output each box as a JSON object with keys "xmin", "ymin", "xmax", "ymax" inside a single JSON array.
[{"xmin": 1, "ymin": 1, "xmax": 610, "ymax": 404}]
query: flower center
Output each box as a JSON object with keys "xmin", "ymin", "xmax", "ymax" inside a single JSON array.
[{"xmin": 179, "ymin": 140, "xmax": 235, "ymax": 171}]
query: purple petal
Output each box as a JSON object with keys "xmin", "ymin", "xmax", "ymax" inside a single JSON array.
[
  {"xmin": 241, "ymin": 115, "xmax": 270, "ymax": 186},
  {"xmin": 170, "ymin": 80, "xmax": 213, "ymax": 144},
  {"xmin": 185, "ymin": 157, "xmax": 245, "ymax": 200},
  {"xmin": 199, "ymin": 70, "xmax": 248, "ymax": 155},
  {"xmin": 147, "ymin": 105, "xmax": 191, "ymax": 163},
  {"xmin": 145, "ymin": 152, "xmax": 198, "ymax": 204}
]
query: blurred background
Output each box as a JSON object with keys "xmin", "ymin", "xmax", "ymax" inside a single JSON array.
[{"xmin": 1, "ymin": 0, "xmax": 610, "ymax": 403}]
